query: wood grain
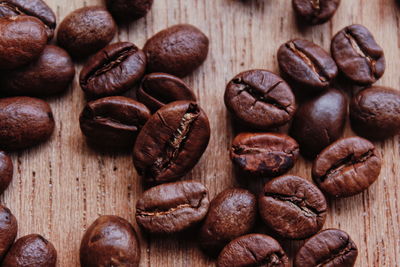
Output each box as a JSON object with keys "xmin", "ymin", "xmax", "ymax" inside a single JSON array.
[{"xmin": 1, "ymin": 0, "xmax": 399, "ymax": 266}]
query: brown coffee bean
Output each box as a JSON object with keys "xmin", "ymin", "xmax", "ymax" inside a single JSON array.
[
  {"xmin": 217, "ymin": 234, "xmax": 290, "ymax": 267},
  {"xmin": 293, "ymin": 0, "xmax": 340, "ymax": 25},
  {"xmin": 0, "ymin": 205, "xmax": 17, "ymax": 260},
  {"xmin": 259, "ymin": 175, "xmax": 327, "ymax": 239},
  {"xmin": 143, "ymin": 24, "xmax": 209, "ymax": 77},
  {"xmin": 0, "ymin": 97, "xmax": 55, "ymax": 150},
  {"xmin": 312, "ymin": 137, "xmax": 381, "ymax": 198},
  {"xmin": 136, "ymin": 181, "xmax": 209, "ymax": 234},
  {"xmin": 106, "ymin": 0, "xmax": 153, "ymax": 21},
  {"xmin": 0, "ymin": 151, "xmax": 13, "ymax": 194},
  {"xmin": 80, "ymin": 215, "xmax": 140, "ymax": 267},
  {"xmin": 294, "ymin": 229, "xmax": 358, "ymax": 267}
]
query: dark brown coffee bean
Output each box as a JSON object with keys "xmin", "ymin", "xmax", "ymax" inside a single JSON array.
[
  {"xmin": 278, "ymin": 39, "xmax": 338, "ymax": 90},
  {"xmin": 290, "ymin": 88, "xmax": 347, "ymax": 158},
  {"xmin": 133, "ymin": 101, "xmax": 210, "ymax": 184},
  {"xmin": 0, "ymin": 45, "xmax": 75, "ymax": 97},
  {"xmin": 199, "ymin": 188, "xmax": 257, "ymax": 256},
  {"xmin": 80, "ymin": 215, "xmax": 140, "ymax": 267},
  {"xmin": 231, "ymin": 133, "xmax": 299, "ymax": 177},
  {"xmin": 350, "ymin": 86, "xmax": 400, "ymax": 140},
  {"xmin": 294, "ymin": 229, "xmax": 358, "ymax": 267},
  {"xmin": 331, "ymin": 24, "xmax": 385, "ymax": 85},
  {"xmin": 136, "ymin": 181, "xmax": 209, "ymax": 234},
  {"xmin": 80, "ymin": 96, "xmax": 151, "ymax": 150},
  {"xmin": 293, "ymin": 0, "xmax": 340, "ymax": 25},
  {"xmin": 106, "ymin": 0, "xmax": 153, "ymax": 21},
  {"xmin": 259, "ymin": 175, "xmax": 327, "ymax": 239},
  {"xmin": 224, "ymin": 70, "xmax": 296, "ymax": 130},
  {"xmin": 0, "ymin": 97, "xmax": 55, "ymax": 150},
  {"xmin": 312, "ymin": 137, "xmax": 381, "ymax": 198},
  {"xmin": 137, "ymin": 73, "xmax": 197, "ymax": 113},
  {"xmin": 57, "ymin": 6, "xmax": 116, "ymax": 58},
  {"xmin": 217, "ymin": 234, "xmax": 290, "ymax": 267},
  {"xmin": 0, "ymin": 205, "xmax": 17, "ymax": 260},
  {"xmin": 143, "ymin": 24, "xmax": 209, "ymax": 77},
  {"xmin": 0, "ymin": 151, "xmax": 12, "ymax": 194},
  {"xmin": 0, "ymin": 16, "xmax": 47, "ymax": 69}
]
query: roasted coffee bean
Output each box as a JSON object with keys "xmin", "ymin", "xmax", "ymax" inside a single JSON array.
[
  {"xmin": 290, "ymin": 88, "xmax": 347, "ymax": 158},
  {"xmin": 293, "ymin": 0, "xmax": 340, "ymax": 25},
  {"xmin": 331, "ymin": 24, "xmax": 385, "ymax": 85},
  {"xmin": 224, "ymin": 70, "xmax": 296, "ymax": 130},
  {"xmin": 57, "ymin": 6, "xmax": 116, "ymax": 58},
  {"xmin": 143, "ymin": 24, "xmax": 209, "ymax": 77},
  {"xmin": 312, "ymin": 137, "xmax": 381, "ymax": 198},
  {"xmin": 0, "ymin": 205, "xmax": 17, "ymax": 260},
  {"xmin": 199, "ymin": 188, "xmax": 257, "ymax": 256},
  {"xmin": 0, "ymin": 97, "xmax": 54, "ymax": 150},
  {"xmin": 106, "ymin": 0, "xmax": 153, "ymax": 21},
  {"xmin": 230, "ymin": 133, "xmax": 299, "ymax": 177},
  {"xmin": 294, "ymin": 229, "xmax": 358, "ymax": 267},
  {"xmin": 80, "ymin": 96, "xmax": 151, "ymax": 149},
  {"xmin": 259, "ymin": 175, "xmax": 327, "ymax": 239},
  {"xmin": 0, "ymin": 45, "xmax": 75, "ymax": 97},
  {"xmin": 217, "ymin": 234, "xmax": 290, "ymax": 267},
  {"xmin": 0, "ymin": 151, "xmax": 12, "ymax": 194},
  {"xmin": 350, "ymin": 86, "xmax": 400, "ymax": 140},
  {"xmin": 80, "ymin": 215, "xmax": 140, "ymax": 267},
  {"xmin": 136, "ymin": 181, "xmax": 209, "ymax": 234},
  {"xmin": 0, "ymin": 16, "xmax": 47, "ymax": 69},
  {"xmin": 278, "ymin": 39, "xmax": 338, "ymax": 90},
  {"xmin": 133, "ymin": 101, "xmax": 210, "ymax": 184}
]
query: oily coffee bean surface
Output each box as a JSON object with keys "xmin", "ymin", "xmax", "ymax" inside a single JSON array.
[
  {"xmin": 312, "ymin": 137, "xmax": 381, "ymax": 198},
  {"xmin": 0, "ymin": 151, "xmax": 13, "ymax": 194},
  {"xmin": 331, "ymin": 24, "xmax": 385, "ymax": 85},
  {"xmin": 224, "ymin": 70, "xmax": 296, "ymax": 130},
  {"xmin": 133, "ymin": 101, "xmax": 210, "ymax": 184},
  {"xmin": 259, "ymin": 175, "xmax": 327, "ymax": 239},
  {"xmin": 293, "ymin": 0, "xmax": 340, "ymax": 25},
  {"xmin": 80, "ymin": 215, "xmax": 140, "ymax": 267},
  {"xmin": 0, "ymin": 205, "xmax": 17, "ymax": 260},
  {"xmin": 136, "ymin": 181, "xmax": 209, "ymax": 234},
  {"xmin": 106, "ymin": 0, "xmax": 153, "ymax": 21}
]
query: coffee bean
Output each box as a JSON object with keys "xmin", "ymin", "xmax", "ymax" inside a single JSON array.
[
  {"xmin": 290, "ymin": 88, "xmax": 347, "ymax": 158},
  {"xmin": 312, "ymin": 137, "xmax": 381, "ymax": 198},
  {"xmin": 133, "ymin": 101, "xmax": 210, "ymax": 184},
  {"xmin": 331, "ymin": 24, "xmax": 385, "ymax": 85},
  {"xmin": 293, "ymin": 0, "xmax": 340, "ymax": 25},
  {"xmin": 137, "ymin": 73, "xmax": 197, "ymax": 113},
  {"xmin": 259, "ymin": 175, "xmax": 327, "ymax": 239},
  {"xmin": 143, "ymin": 24, "xmax": 209, "ymax": 77},
  {"xmin": 278, "ymin": 39, "xmax": 338, "ymax": 90},
  {"xmin": 2, "ymin": 234, "xmax": 56, "ymax": 267},
  {"xmin": 0, "ymin": 45, "xmax": 75, "ymax": 97},
  {"xmin": 217, "ymin": 234, "xmax": 289, "ymax": 267},
  {"xmin": 199, "ymin": 188, "xmax": 257, "ymax": 256},
  {"xmin": 0, "ymin": 151, "xmax": 12, "ymax": 194},
  {"xmin": 294, "ymin": 229, "xmax": 358, "ymax": 267},
  {"xmin": 106, "ymin": 0, "xmax": 153, "ymax": 21},
  {"xmin": 224, "ymin": 70, "xmax": 296, "ymax": 130},
  {"xmin": 0, "ymin": 97, "xmax": 55, "ymax": 150},
  {"xmin": 57, "ymin": 6, "xmax": 116, "ymax": 58},
  {"xmin": 350, "ymin": 86, "xmax": 400, "ymax": 140},
  {"xmin": 80, "ymin": 215, "xmax": 140, "ymax": 267},
  {"xmin": 136, "ymin": 181, "xmax": 209, "ymax": 234},
  {"xmin": 230, "ymin": 133, "xmax": 299, "ymax": 177},
  {"xmin": 0, "ymin": 205, "xmax": 17, "ymax": 260}
]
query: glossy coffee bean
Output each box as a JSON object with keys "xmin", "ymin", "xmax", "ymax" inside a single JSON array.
[
  {"xmin": 259, "ymin": 175, "xmax": 327, "ymax": 239},
  {"xmin": 133, "ymin": 101, "xmax": 210, "ymax": 184},
  {"xmin": 137, "ymin": 73, "xmax": 196, "ymax": 113},
  {"xmin": 0, "ymin": 97, "xmax": 55, "ymax": 150},
  {"xmin": 57, "ymin": 6, "xmax": 116, "ymax": 58},
  {"xmin": 294, "ymin": 229, "xmax": 358, "ymax": 267},
  {"xmin": 0, "ymin": 45, "xmax": 75, "ymax": 97},
  {"xmin": 350, "ymin": 86, "xmax": 400, "ymax": 140},
  {"xmin": 224, "ymin": 70, "xmax": 296, "ymax": 130},
  {"xmin": 143, "ymin": 24, "xmax": 209, "ymax": 77},
  {"xmin": 331, "ymin": 24, "xmax": 385, "ymax": 85},
  {"xmin": 106, "ymin": 0, "xmax": 153, "ymax": 21},
  {"xmin": 217, "ymin": 234, "xmax": 290, "ymax": 267},
  {"xmin": 80, "ymin": 215, "xmax": 140, "ymax": 267},
  {"xmin": 278, "ymin": 39, "xmax": 338, "ymax": 90},
  {"xmin": 136, "ymin": 181, "xmax": 209, "ymax": 234},
  {"xmin": 0, "ymin": 205, "xmax": 17, "ymax": 260},
  {"xmin": 0, "ymin": 151, "xmax": 13, "ymax": 194},
  {"xmin": 230, "ymin": 133, "xmax": 299, "ymax": 177},
  {"xmin": 290, "ymin": 88, "xmax": 347, "ymax": 158},
  {"xmin": 293, "ymin": 0, "xmax": 340, "ymax": 25},
  {"xmin": 312, "ymin": 137, "xmax": 381, "ymax": 198},
  {"xmin": 80, "ymin": 42, "xmax": 146, "ymax": 99},
  {"xmin": 0, "ymin": 16, "xmax": 47, "ymax": 69},
  {"xmin": 199, "ymin": 188, "xmax": 257, "ymax": 256}
]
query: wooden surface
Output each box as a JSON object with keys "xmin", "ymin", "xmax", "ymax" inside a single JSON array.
[{"xmin": 1, "ymin": 0, "xmax": 400, "ymax": 266}]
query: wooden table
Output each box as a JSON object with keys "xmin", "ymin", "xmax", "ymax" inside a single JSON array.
[{"xmin": 2, "ymin": 0, "xmax": 399, "ymax": 266}]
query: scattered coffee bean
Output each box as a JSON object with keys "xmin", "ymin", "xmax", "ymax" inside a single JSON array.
[
  {"xmin": 0, "ymin": 205, "xmax": 17, "ymax": 260},
  {"xmin": 106, "ymin": 0, "xmax": 153, "ymax": 21},
  {"xmin": 0, "ymin": 151, "xmax": 13, "ymax": 194},
  {"xmin": 293, "ymin": 0, "xmax": 340, "ymax": 25}
]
